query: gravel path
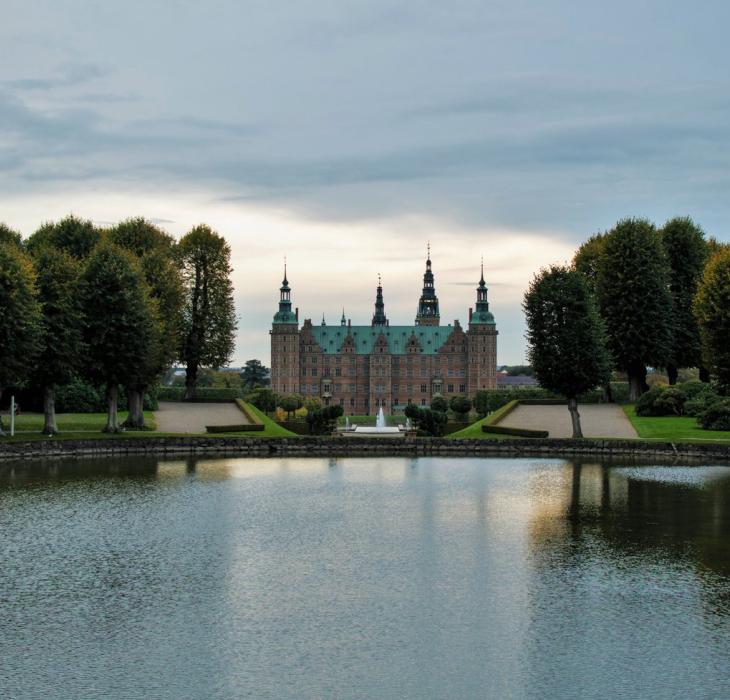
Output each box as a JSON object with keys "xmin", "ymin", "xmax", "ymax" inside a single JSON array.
[
  {"xmin": 154, "ymin": 401, "xmax": 249, "ymax": 434},
  {"xmin": 497, "ymin": 404, "xmax": 637, "ymax": 439}
]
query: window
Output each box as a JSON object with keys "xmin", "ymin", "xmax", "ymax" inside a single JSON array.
[
  {"xmin": 447, "ymin": 384, "xmax": 454, "ymax": 393},
  {"xmin": 350, "ymin": 398, "xmax": 355, "ymax": 407},
  {"xmin": 421, "ymin": 399, "xmax": 426, "ymax": 406},
  {"xmin": 335, "ymin": 368, "xmax": 341, "ymax": 376},
  {"xmin": 420, "ymin": 384, "xmax": 427, "ymax": 393},
  {"xmin": 311, "ymin": 368, "xmax": 317, "ymax": 376},
  {"xmin": 420, "ymin": 368, "xmax": 427, "ymax": 377},
  {"xmin": 392, "ymin": 384, "xmax": 399, "ymax": 393},
  {"xmin": 459, "ymin": 384, "xmax": 466, "ymax": 393}
]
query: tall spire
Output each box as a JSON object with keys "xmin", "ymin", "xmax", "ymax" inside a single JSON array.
[
  {"xmin": 273, "ymin": 261, "xmax": 297, "ymax": 324},
  {"xmin": 371, "ymin": 273, "xmax": 388, "ymax": 326},
  {"xmin": 340, "ymin": 308, "xmax": 347, "ymax": 326},
  {"xmin": 470, "ymin": 259, "xmax": 495, "ymax": 325},
  {"xmin": 415, "ymin": 243, "xmax": 440, "ymax": 326}
]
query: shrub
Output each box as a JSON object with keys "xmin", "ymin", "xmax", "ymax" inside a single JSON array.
[
  {"xmin": 635, "ymin": 386, "xmax": 687, "ymax": 416},
  {"xmin": 305, "ymin": 404, "xmax": 343, "ymax": 434},
  {"xmin": 684, "ymin": 386, "xmax": 720, "ymax": 417},
  {"xmin": 449, "ymin": 395, "xmax": 472, "ymax": 420},
  {"xmin": 278, "ymin": 393, "xmax": 304, "ymax": 419},
  {"xmin": 246, "ymin": 387, "xmax": 277, "ymax": 413},
  {"xmin": 55, "ymin": 377, "xmax": 106, "ymax": 412},
  {"xmin": 430, "ymin": 396, "xmax": 448, "ymax": 413},
  {"xmin": 699, "ymin": 399, "xmax": 730, "ymax": 431},
  {"xmin": 677, "ymin": 380, "xmax": 712, "ymax": 400}
]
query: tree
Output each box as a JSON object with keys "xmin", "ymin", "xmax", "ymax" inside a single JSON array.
[
  {"xmin": 177, "ymin": 225, "xmax": 237, "ymax": 399},
  {"xmin": 27, "ymin": 215, "xmax": 101, "ymax": 259},
  {"xmin": 82, "ymin": 243, "xmax": 157, "ymax": 432},
  {"xmin": 241, "ymin": 359, "xmax": 270, "ymax": 389},
  {"xmin": 430, "ymin": 396, "xmax": 448, "ymax": 413},
  {"xmin": 110, "ymin": 219, "xmax": 184, "ymax": 428},
  {"xmin": 449, "ymin": 395, "xmax": 472, "ymax": 421},
  {"xmin": 596, "ymin": 218, "xmax": 672, "ymax": 401},
  {"xmin": 660, "ymin": 217, "xmax": 708, "ymax": 385},
  {"xmin": 524, "ymin": 265, "xmax": 611, "ymax": 438},
  {"xmin": 30, "ymin": 247, "xmax": 85, "ymax": 435},
  {"xmin": 247, "ymin": 387, "xmax": 277, "ymax": 414},
  {"xmin": 404, "ymin": 403, "xmax": 447, "ymax": 436},
  {"xmin": 572, "ymin": 232, "xmax": 606, "ymax": 293},
  {"xmin": 695, "ymin": 248, "xmax": 730, "ymax": 395},
  {"xmin": 0, "ymin": 223, "xmax": 22, "ymax": 248},
  {"xmin": 305, "ymin": 404, "xmax": 343, "ymax": 434},
  {"xmin": 278, "ymin": 393, "xmax": 304, "ymax": 419},
  {"xmin": 0, "ymin": 244, "xmax": 41, "ymax": 433}
]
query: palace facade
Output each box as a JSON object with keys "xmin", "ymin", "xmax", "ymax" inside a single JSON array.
[{"xmin": 270, "ymin": 253, "xmax": 497, "ymax": 414}]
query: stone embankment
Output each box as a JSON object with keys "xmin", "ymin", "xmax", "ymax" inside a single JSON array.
[{"xmin": 2, "ymin": 436, "xmax": 730, "ymax": 462}]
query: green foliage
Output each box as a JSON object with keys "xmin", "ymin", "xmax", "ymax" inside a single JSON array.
[
  {"xmin": 683, "ymin": 383, "xmax": 720, "ymax": 417},
  {"xmin": 30, "ymin": 247, "xmax": 84, "ymax": 390},
  {"xmin": 596, "ymin": 218, "xmax": 672, "ymax": 397},
  {"xmin": 246, "ymin": 387, "xmax": 277, "ymax": 413},
  {"xmin": 0, "ymin": 243, "xmax": 42, "ymax": 393},
  {"xmin": 695, "ymin": 248, "xmax": 730, "ymax": 394},
  {"xmin": 572, "ymin": 232, "xmax": 606, "ymax": 293},
  {"xmin": 27, "ymin": 215, "xmax": 101, "ymax": 259},
  {"xmin": 176, "ymin": 225, "xmax": 237, "ymax": 395},
  {"xmin": 699, "ymin": 399, "xmax": 730, "ymax": 431},
  {"xmin": 660, "ymin": 217, "xmax": 707, "ymax": 376},
  {"xmin": 305, "ymin": 404, "xmax": 343, "ymax": 434},
  {"xmin": 524, "ymin": 265, "xmax": 611, "ymax": 400},
  {"xmin": 241, "ymin": 359, "xmax": 270, "ymax": 389},
  {"xmin": 404, "ymin": 403, "xmax": 447, "ymax": 436},
  {"xmin": 206, "ymin": 423, "xmax": 264, "ymax": 433},
  {"xmin": 108, "ymin": 217, "xmax": 173, "ymax": 257},
  {"xmin": 635, "ymin": 386, "xmax": 687, "ymax": 416},
  {"xmin": 449, "ymin": 394, "xmax": 472, "ymax": 419},
  {"xmin": 0, "ymin": 223, "xmax": 22, "ymax": 248},
  {"xmin": 53, "ymin": 378, "xmax": 157, "ymax": 412},
  {"xmin": 278, "ymin": 393, "xmax": 304, "ymax": 418},
  {"xmin": 430, "ymin": 396, "xmax": 448, "ymax": 412}
]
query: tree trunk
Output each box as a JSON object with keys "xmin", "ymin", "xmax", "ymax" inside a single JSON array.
[
  {"xmin": 601, "ymin": 382, "xmax": 614, "ymax": 403},
  {"xmin": 103, "ymin": 384, "xmax": 121, "ymax": 433},
  {"xmin": 568, "ymin": 397, "xmax": 583, "ymax": 439},
  {"xmin": 123, "ymin": 387, "xmax": 146, "ymax": 429},
  {"xmin": 699, "ymin": 366, "xmax": 711, "ymax": 383},
  {"xmin": 667, "ymin": 364, "xmax": 678, "ymax": 385},
  {"xmin": 628, "ymin": 364, "xmax": 647, "ymax": 402},
  {"xmin": 0, "ymin": 386, "xmax": 4, "ymax": 435},
  {"xmin": 42, "ymin": 385, "xmax": 58, "ymax": 435},
  {"xmin": 184, "ymin": 362, "xmax": 198, "ymax": 400}
]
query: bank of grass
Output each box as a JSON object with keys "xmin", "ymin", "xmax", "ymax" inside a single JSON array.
[
  {"xmin": 623, "ymin": 405, "xmax": 730, "ymax": 443},
  {"xmin": 447, "ymin": 401, "xmax": 520, "ymax": 439},
  {"xmin": 238, "ymin": 402, "xmax": 296, "ymax": 437},
  {"xmin": 6, "ymin": 411, "xmax": 157, "ymax": 433}
]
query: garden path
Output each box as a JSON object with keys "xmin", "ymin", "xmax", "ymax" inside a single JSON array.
[{"xmin": 154, "ymin": 401, "xmax": 249, "ymax": 434}]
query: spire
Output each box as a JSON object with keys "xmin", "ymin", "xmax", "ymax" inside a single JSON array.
[
  {"xmin": 283, "ymin": 256, "xmax": 288, "ymax": 286},
  {"xmin": 371, "ymin": 273, "xmax": 388, "ymax": 326},
  {"xmin": 415, "ymin": 244, "xmax": 440, "ymax": 326},
  {"xmin": 340, "ymin": 308, "xmax": 347, "ymax": 326},
  {"xmin": 479, "ymin": 255, "xmax": 485, "ymax": 285},
  {"xmin": 470, "ymin": 259, "xmax": 495, "ymax": 325},
  {"xmin": 273, "ymin": 261, "xmax": 297, "ymax": 325},
  {"xmin": 321, "ymin": 313, "xmax": 326, "ymax": 326}
]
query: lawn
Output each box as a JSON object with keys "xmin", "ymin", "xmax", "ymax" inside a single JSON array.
[
  {"xmin": 6, "ymin": 411, "xmax": 157, "ymax": 433},
  {"xmin": 242, "ymin": 403, "xmax": 297, "ymax": 437},
  {"xmin": 448, "ymin": 401, "xmax": 519, "ymax": 438},
  {"xmin": 623, "ymin": 405, "xmax": 730, "ymax": 443}
]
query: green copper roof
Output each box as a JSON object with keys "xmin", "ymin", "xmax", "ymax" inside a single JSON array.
[
  {"xmin": 470, "ymin": 310, "xmax": 495, "ymax": 324},
  {"xmin": 273, "ymin": 310, "xmax": 298, "ymax": 324},
  {"xmin": 309, "ymin": 325, "xmax": 454, "ymax": 355}
]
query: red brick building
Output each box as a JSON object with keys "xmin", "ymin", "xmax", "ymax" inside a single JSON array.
[{"xmin": 270, "ymin": 254, "xmax": 497, "ymax": 414}]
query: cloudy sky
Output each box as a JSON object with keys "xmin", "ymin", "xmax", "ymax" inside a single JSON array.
[{"xmin": 2, "ymin": 1, "xmax": 729, "ymax": 365}]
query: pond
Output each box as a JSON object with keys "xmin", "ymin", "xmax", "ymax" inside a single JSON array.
[{"xmin": 2, "ymin": 456, "xmax": 730, "ymax": 699}]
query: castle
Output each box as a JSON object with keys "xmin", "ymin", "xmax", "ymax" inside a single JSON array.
[{"xmin": 270, "ymin": 251, "xmax": 497, "ymax": 414}]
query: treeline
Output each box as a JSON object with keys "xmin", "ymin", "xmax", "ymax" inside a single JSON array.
[
  {"xmin": 524, "ymin": 216, "xmax": 730, "ymax": 436},
  {"xmin": 0, "ymin": 216, "xmax": 236, "ymax": 434}
]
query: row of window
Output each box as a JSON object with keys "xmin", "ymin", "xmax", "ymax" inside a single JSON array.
[{"xmin": 298, "ymin": 383, "xmax": 467, "ymax": 395}]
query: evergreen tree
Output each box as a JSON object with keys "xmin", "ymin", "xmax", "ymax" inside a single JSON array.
[
  {"xmin": 695, "ymin": 248, "xmax": 730, "ymax": 394},
  {"xmin": 660, "ymin": 217, "xmax": 708, "ymax": 384},
  {"xmin": 30, "ymin": 247, "xmax": 85, "ymax": 435},
  {"xmin": 82, "ymin": 243, "xmax": 157, "ymax": 432},
  {"xmin": 241, "ymin": 359, "xmax": 270, "ymax": 389},
  {"xmin": 0, "ymin": 223, "xmax": 22, "ymax": 248},
  {"xmin": 27, "ymin": 215, "xmax": 101, "ymax": 259},
  {"xmin": 449, "ymin": 395, "xmax": 472, "ymax": 421},
  {"xmin": 109, "ymin": 218, "xmax": 183, "ymax": 428},
  {"xmin": 596, "ymin": 218, "xmax": 672, "ymax": 401},
  {"xmin": 0, "ymin": 244, "xmax": 41, "ymax": 433},
  {"xmin": 524, "ymin": 265, "xmax": 611, "ymax": 438},
  {"xmin": 177, "ymin": 225, "xmax": 237, "ymax": 399}
]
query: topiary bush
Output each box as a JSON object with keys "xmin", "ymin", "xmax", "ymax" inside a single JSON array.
[
  {"xmin": 699, "ymin": 399, "xmax": 730, "ymax": 431},
  {"xmin": 635, "ymin": 386, "xmax": 687, "ymax": 416}
]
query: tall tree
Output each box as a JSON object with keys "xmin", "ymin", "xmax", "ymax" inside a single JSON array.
[
  {"xmin": 0, "ymin": 223, "xmax": 22, "ymax": 248},
  {"xmin": 0, "ymin": 244, "xmax": 41, "ymax": 433},
  {"xmin": 241, "ymin": 359, "xmax": 269, "ymax": 389},
  {"xmin": 524, "ymin": 266, "xmax": 611, "ymax": 438},
  {"xmin": 109, "ymin": 218, "xmax": 183, "ymax": 428},
  {"xmin": 82, "ymin": 243, "xmax": 157, "ymax": 432},
  {"xmin": 177, "ymin": 225, "xmax": 237, "ymax": 399},
  {"xmin": 695, "ymin": 248, "xmax": 730, "ymax": 395},
  {"xmin": 596, "ymin": 218, "xmax": 672, "ymax": 401},
  {"xmin": 572, "ymin": 232, "xmax": 606, "ymax": 293},
  {"xmin": 27, "ymin": 215, "xmax": 101, "ymax": 259},
  {"xmin": 30, "ymin": 247, "xmax": 85, "ymax": 434},
  {"xmin": 660, "ymin": 217, "xmax": 708, "ymax": 384}
]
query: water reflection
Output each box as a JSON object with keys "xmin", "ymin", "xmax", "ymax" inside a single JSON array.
[{"xmin": 1, "ymin": 455, "xmax": 730, "ymax": 699}]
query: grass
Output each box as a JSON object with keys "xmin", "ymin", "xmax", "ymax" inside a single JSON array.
[
  {"xmin": 240, "ymin": 403, "xmax": 297, "ymax": 437},
  {"xmin": 5, "ymin": 411, "xmax": 157, "ymax": 433},
  {"xmin": 447, "ymin": 401, "xmax": 520, "ymax": 438},
  {"xmin": 623, "ymin": 405, "xmax": 730, "ymax": 443}
]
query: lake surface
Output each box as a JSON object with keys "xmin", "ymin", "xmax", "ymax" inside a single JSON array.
[{"xmin": 2, "ymin": 456, "xmax": 730, "ymax": 699}]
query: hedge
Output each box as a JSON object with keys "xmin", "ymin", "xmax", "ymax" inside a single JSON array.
[
  {"xmin": 482, "ymin": 425, "xmax": 549, "ymax": 438},
  {"xmin": 158, "ymin": 386, "xmax": 245, "ymax": 402},
  {"xmin": 234, "ymin": 399, "xmax": 264, "ymax": 426},
  {"xmin": 206, "ymin": 424, "xmax": 264, "ymax": 433}
]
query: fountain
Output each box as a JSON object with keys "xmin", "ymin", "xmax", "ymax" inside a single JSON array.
[{"xmin": 348, "ymin": 406, "xmax": 402, "ymax": 436}]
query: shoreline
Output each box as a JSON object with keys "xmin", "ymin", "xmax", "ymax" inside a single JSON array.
[{"xmin": 2, "ymin": 435, "xmax": 730, "ymax": 463}]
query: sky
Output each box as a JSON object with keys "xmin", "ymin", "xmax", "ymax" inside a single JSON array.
[{"xmin": 2, "ymin": 0, "xmax": 729, "ymax": 365}]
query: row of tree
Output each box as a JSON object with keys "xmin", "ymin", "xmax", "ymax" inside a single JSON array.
[
  {"xmin": 0, "ymin": 216, "xmax": 236, "ymax": 434},
  {"xmin": 524, "ymin": 216, "xmax": 730, "ymax": 437}
]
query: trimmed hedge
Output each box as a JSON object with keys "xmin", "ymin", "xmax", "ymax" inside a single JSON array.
[
  {"xmin": 234, "ymin": 399, "xmax": 264, "ymax": 426},
  {"xmin": 482, "ymin": 425, "xmax": 549, "ymax": 438},
  {"xmin": 206, "ymin": 423, "xmax": 264, "ymax": 433},
  {"xmin": 485, "ymin": 399, "xmax": 521, "ymax": 425},
  {"xmin": 158, "ymin": 386, "xmax": 245, "ymax": 402}
]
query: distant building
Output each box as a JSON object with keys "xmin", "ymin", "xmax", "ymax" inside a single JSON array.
[
  {"xmin": 496, "ymin": 373, "xmax": 539, "ymax": 388},
  {"xmin": 270, "ymin": 252, "xmax": 498, "ymax": 414}
]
